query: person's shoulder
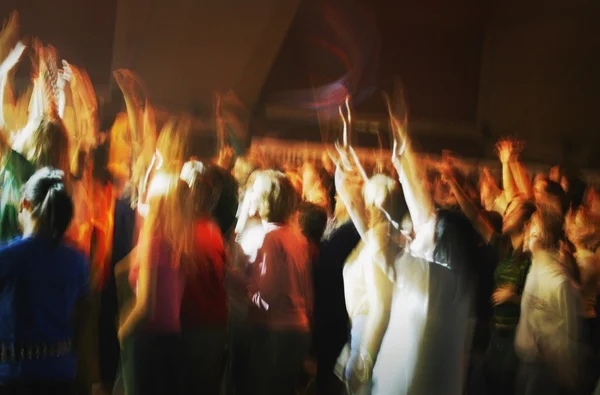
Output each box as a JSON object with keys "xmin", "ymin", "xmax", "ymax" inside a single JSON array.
[
  {"xmin": 0, "ymin": 237, "xmax": 29, "ymax": 255},
  {"xmin": 265, "ymin": 224, "xmax": 304, "ymax": 246}
]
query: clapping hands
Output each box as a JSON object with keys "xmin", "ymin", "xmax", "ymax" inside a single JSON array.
[{"xmin": 496, "ymin": 139, "xmax": 524, "ymax": 164}]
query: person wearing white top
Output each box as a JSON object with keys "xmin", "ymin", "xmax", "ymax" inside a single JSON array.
[
  {"xmin": 514, "ymin": 209, "xmax": 581, "ymax": 395},
  {"xmin": 369, "ymin": 120, "xmax": 478, "ymax": 395}
]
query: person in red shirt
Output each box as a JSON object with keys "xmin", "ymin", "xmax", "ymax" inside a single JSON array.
[
  {"xmin": 243, "ymin": 170, "xmax": 313, "ymax": 395},
  {"xmin": 179, "ymin": 161, "xmax": 229, "ymax": 394}
]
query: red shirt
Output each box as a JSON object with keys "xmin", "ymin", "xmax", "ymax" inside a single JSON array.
[
  {"xmin": 180, "ymin": 220, "xmax": 228, "ymax": 327},
  {"xmin": 247, "ymin": 224, "xmax": 313, "ymax": 332}
]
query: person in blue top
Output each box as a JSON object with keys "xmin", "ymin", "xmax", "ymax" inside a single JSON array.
[{"xmin": 0, "ymin": 167, "xmax": 90, "ymax": 394}]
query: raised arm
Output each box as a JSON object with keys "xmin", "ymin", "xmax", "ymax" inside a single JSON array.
[
  {"xmin": 440, "ymin": 162, "xmax": 495, "ymax": 244},
  {"xmin": 389, "ymin": 117, "xmax": 434, "ymax": 232},
  {"xmin": 497, "ymin": 140, "xmax": 519, "ymax": 203},
  {"xmin": 508, "ymin": 144, "xmax": 534, "ymax": 199},
  {"xmin": 113, "ymin": 69, "xmax": 143, "ymax": 139},
  {"xmin": 0, "ymin": 41, "xmax": 26, "ymax": 131},
  {"xmin": 330, "ymin": 101, "xmax": 369, "ymax": 240},
  {"xmin": 331, "ymin": 142, "xmax": 368, "ymax": 240}
]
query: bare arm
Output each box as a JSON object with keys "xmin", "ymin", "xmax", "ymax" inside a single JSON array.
[
  {"xmin": 360, "ymin": 247, "xmax": 394, "ymax": 365},
  {"xmin": 113, "ymin": 69, "xmax": 144, "ymax": 143},
  {"xmin": 392, "ymin": 123, "xmax": 435, "ymax": 233},
  {"xmin": 444, "ymin": 171, "xmax": 495, "ymax": 244},
  {"xmin": 118, "ymin": 242, "xmax": 156, "ymax": 340},
  {"xmin": 509, "ymin": 160, "xmax": 533, "ymax": 199},
  {"xmin": 334, "ymin": 163, "xmax": 368, "ymax": 240},
  {"xmin": 497, "ymin": 141, "xmax": 519, "ymax": 202},
  {"xmin": 0, "ymin": 41, "xmax": 26, "ymax": 131}
]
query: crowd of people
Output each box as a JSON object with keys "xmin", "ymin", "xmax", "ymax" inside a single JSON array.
[{"xmin": 0, "ymin": 10, "xmax": 599, "ymax": 395}]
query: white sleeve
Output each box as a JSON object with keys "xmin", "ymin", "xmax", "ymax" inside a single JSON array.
[{"xmin": 407, "ymin": 215, "xmax": 436, "ymax": 262}]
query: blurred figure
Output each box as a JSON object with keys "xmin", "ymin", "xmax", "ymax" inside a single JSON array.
[
  {"xmin": 337, "ymin": 173, "xmax": 400, "ymax": 395},
  {"xmin": 179, "ymin": 161, "xmax": 229, "ymax": 395},
  {"xmin": 118, "ymin": 175, "xmax": 193, "ymax": 395},
  {"xmin": 243, "ymin": 170, "xmax": 312, "ymax": 395},
  {"xmin": 313, "ymin": 185, "xmax": 362, "ymax": 394},
  {"xmin": 297, "ymin": 202, "xmax": 328, "ymax": 392},
  {"xmin": 0, "ymin": 167, "xmax": 89, "ymax": 394},
  {"xmin": 515, "ymin": 209, "xmax": 581, "ymax": 395}
]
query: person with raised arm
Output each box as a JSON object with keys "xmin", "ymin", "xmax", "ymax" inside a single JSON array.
[
  {"xmin": 372, "ymin": 108, "xmax": 479, "ymax": 395},
  {"xmin": 439, "ymin": 140, "xmax": 538, "ymax": 395},
  {"xmin": 326, "ymin": 100, "xmax": 404, "ymax": 395}
]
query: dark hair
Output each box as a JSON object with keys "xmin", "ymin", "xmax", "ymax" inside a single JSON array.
[
  {"xmin": 433, "ymin": 209, "xmax": 481, "ymax": 279},
  {"xmin": 204, "ymin": 164, "xmax": 239, "ymax": 235},
  {"xmin": 21, "ymin": 167, "xmax": 74, "ymax": 246},
  {"xmin": 298, "ymin": 202, "xmax": 328, "ymax": 244}
]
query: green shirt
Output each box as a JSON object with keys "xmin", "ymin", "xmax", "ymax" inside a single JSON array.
[
  {"xmin": 0, "ymin": 149, "xmax": 35, "ymax": 242},
  {"xmin": 491, "ymin": 235, "xmax": 531, "ymax": 330}
]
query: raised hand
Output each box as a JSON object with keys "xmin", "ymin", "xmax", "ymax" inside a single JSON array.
[
  {"xmin": 1, "ymin": 11, "xmax": 18, "ymax": 33},
  {"xmin": 0, "ymin": 41, "xmax": 25, "ymax": 74},
  {"xmin": 496, "ymin": 139, "xmax": 525, "ymax": 164},
  {"xmin": 57, "ymin": 60, "xmax": 72, "ymax": 88},
  {"xmin": 0, "ymin": 11, "xmax": 20, "ymax": 55},
  {"xmin": 383, "ymin": 92, "xmax": 407, "ymax": 166},
  {"xmin": 495, "ymin": 140, "xmax": 514, "ymax": 164}
]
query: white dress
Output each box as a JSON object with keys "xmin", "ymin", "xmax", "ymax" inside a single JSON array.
[{"xmin": 372, "ymin": 216, "xmax": 473, "ymax": 395}]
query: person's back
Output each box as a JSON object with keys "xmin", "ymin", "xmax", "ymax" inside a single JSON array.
[
  {"xmin": 181, "ymin": 219, "xmax": 228, "ymax": 327},
  {"xmin": 0, "ymin": 237, "xmax": 88, "ymax": 382},
  {"xmin": 248, "ymin": 224, "xmax": 312, "ymax": 331},
  {"xmin": 179, "ymin": 219, "xmax": 229, "ymax": 394}
]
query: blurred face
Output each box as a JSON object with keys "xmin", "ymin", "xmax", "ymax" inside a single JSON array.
[
  {"xmin": 433, "ymin": 178, "xmax": 457, "ymax": 208},
  {"xmin": 525, "ymin": 213, "xmax": 543, "ymax": 254}
]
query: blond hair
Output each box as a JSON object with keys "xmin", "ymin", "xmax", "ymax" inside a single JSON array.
[
  {"xmin": 24, "ymin": 118, "xmax": 70, "ymax": 176},
  {"xmin": 156, "ymin": 116, "xmax": 193, "ymax": 173},
  {"xmin": 140, "ymin": 173, "xmax": 195, "ymax": 272},
  {"xmin": 255, "ymin": 170, "xmax": 299, "ymax": 224}
]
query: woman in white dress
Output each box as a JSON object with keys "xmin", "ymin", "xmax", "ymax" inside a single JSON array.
[{"xmin": 371, "ymin": 119, "xmax": 478, "ymax": 395}]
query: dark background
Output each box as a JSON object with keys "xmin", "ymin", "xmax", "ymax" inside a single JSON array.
[{"xmin": 1, "ymin": 0, "xmax": 599, "ymax": 167}]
